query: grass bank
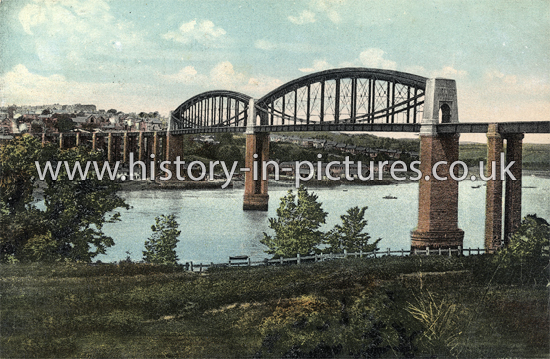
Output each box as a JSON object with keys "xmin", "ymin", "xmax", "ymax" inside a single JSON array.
[{"xmin": 1, "ymin": 256, "xmax": 547, "ymax": 358}]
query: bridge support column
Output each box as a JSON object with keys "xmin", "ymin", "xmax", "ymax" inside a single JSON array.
[
  {"xmin": 59, "ymin": 133, "xmax": 64, "ymax": 149},
  {"xmin": 484, "ymin": 124, "xmax": 503, "ymax": 252},
  {"xmin": 153, "ymin": 132, "xmax": 159, "ymax": 159},
  {"xmin": 503, "ymin": 133, "xmax": 524, "ymax": 245},
  {"xmin": 41, "ymin": 133, "xmax": 46, "ymax": 147},
  {"xmin": 243, "ymin": 133, "xmax": 270, "ymax": 210},
  {"xmin": 411, "ymin": 78, "xmax": 463, "ymax": 252},
  {"xmin": 166, "ymin": 132, "xmax": 184, "ymax": 180},
  {"xmin": 243, "ymin": 99, "xmax": 269, "ymax": 211},
  {"xmin": 92, "ymin": 133, "xmax": 97, "ymax": 151},
  {"xmin": 138, "ymin": 132, "xmax": 145, "ymax": 162},
  {"xmin": 75, "ymin": 132, "xmax": 80, "ymax": 147},
  {"xmin": 411, "ymin": 133, "xmax": 464, "ymax": 251},
  {"xmin": 122, "ymin": 133, "xmax": 129, "ymax": 164},
  {"xmin": 107, "ymin": 133, "xmax": 113, "ymax": 163}
]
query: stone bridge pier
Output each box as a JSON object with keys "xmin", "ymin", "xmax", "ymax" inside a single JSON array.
[
  {"xmin": 484, "ymin": 125, "xmax": 524, "ymax": 251},
  {"xmin": 411, "ymin": 79, "xmax": 464, "ymax": 251},
  {"xmin": 243, "ymin": 99, "xmax": 269, "ymax": 211}
]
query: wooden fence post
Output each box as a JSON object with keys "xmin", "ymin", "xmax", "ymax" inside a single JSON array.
[
  {"xmin": 401, "ymin": 248, "xmax": 404, "ymax": 257},
  {"xmin": 190, "ymin": 261, "xmax": 194, "ymax": 272},
  {"xmin": 426, "ymin": 246, "xmax": 430, "ymax": 256},
  {"xmin": 387, "ymin": 248, "xmax": 390, "ymax": 256},
  {"xmin": 280, "ymin": 257, "xmax": 283, "ymax": 265},
  {"xmin": 344, "ymin": 249, "xmax": 347, "ymax": 258},
  {"xmin": 199, "ymin": 263, "xmax": 203, "ymax": 272},
  {"xmin": 297, "ymin": 253, "xmax": 301, "ymax": 265}
]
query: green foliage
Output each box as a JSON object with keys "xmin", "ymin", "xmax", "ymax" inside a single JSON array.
[
  {"xmin": 1, "ymin": 256, "xmax": 548, "ymax": 358},
  {"xmin": 55, "ymin": 116, "xmax": 76, "ymax": 132},
  {"xmin": 143, "ymin": 214, "xmax": 181, "ymax": 265},
  {"xmin": 407, "ymin": 291, "xmax": 467, "ymax": 356},
  {"xmin": 215, "ymin": 144, "xmax": 243, "ymax": 166},
  {"xmin": 0, "ymin": 134, "xmax": 44, "ymax": 212},
  {"xmin": 0, "ymin": 135, "xmax": 128, "ymax": 262},
  {"xmin": 261, "ymin": 186, "xmax": 327, "ymax": 257},
  {"xmin": 324, "ymin": 206, "xmax": 381, "ymax": 253},
  {"xmin": 495, "ymin": 214, "xmax": 550, "ymax": 285}
]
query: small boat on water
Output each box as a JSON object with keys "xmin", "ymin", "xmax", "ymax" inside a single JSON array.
[{"xmin": 383, "ymin": 195, "xmax": 397, "ymax": 199}]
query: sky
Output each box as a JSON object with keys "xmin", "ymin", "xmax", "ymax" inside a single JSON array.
[{"xmin": 0, "ymin": 0, "xmax": 549, "ymax": 143}]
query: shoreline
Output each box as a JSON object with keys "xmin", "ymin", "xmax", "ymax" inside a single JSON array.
[{"xmin": 118, "ymin": 168, "xmax": 550, "ymax": 191}]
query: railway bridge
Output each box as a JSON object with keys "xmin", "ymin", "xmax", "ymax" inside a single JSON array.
[{"xmin": 38, "ymin": 68, "xmax": 550, "ymax": 252}]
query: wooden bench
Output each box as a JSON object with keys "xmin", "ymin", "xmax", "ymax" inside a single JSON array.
[{"xmin": 229, "ymin": 255, "xmax": 249, "ymax": 266}]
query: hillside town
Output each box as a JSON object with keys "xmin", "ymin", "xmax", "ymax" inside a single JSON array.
[
  {"xmin": 0, "ymin": 104, "xmax": 166, "ymax": 136},
  {"xmin": 0, "ymin": 104, "xmax": 420, "ymax": 164}
]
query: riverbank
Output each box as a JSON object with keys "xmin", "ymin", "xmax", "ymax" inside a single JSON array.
[
  {"xmin": 1, "ymin": 256, "xmax": 547, "ymax": 358},
  {"xmin": 119, "ymin": 175, "xmax": 403, "ymax": 191},
  {"xmin": 117, "ymin": 168, "xmax": 550, "ymax": 191}
]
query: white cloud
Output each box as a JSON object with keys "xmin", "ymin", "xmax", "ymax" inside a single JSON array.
[
  {"xmin": 16, "ymin": 0, "xmax": 149, "ymax": 74},
  {"xmin": 338, "ymin": 48, "xmax": 397, "ymax": 70},
  {"xmin": 209, "ymin": 62, "xmax": 247, "ymax": 90},
  {"xmin": 161, "ymin": 62, "xmax": 285, "ymax": 97},
  {"xmin": 18, "ymin": 4, "xmax": 46, "ymax": 34},
  {"xmin": 289, "ymin": 0, "xmax": 343, "ymax": 25},
  {"xmin": 162, "ymin": 19, "xmax": 227, "ymax": 44},
  {"xmin": 19, "ymin": 0, "xmax": 114, "ymax": 36},
  {"xmin": 288, "ymin": 10, "xmax": 316, "ymax": 25},
  {"xmin": 431, "ymin": 66, "xmax": 468, "ymax": 79},
  {"xmin": 299, "ymin": 59, "xmax": 332, "ymax": 73},
  {"xmin": 358, "ymin": 48, "xmax": 397, "ymax": 70},
  {"xmin": 255, "ymin": 39, "xmax": 276, "ymax": 51},
  {"xmin": 0, "ymin": 64, "xmax": 161, "ymax": 112},
  {"xmin": 161, "ymin": 66, "xmax": 207, "ymax": 84},
  {"xmin": 310, "ymin": 0, "xmax": 344, "ymax": 24}
]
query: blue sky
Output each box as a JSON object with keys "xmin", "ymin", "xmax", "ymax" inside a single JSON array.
[{"xmin": 1, "ymin": 0, "xmax": 548, "ymax": 142}]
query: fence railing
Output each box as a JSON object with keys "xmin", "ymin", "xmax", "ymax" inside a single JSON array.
[{"xmin": 183, "ymin": 246, "xmax": 495, "ymax": 272}]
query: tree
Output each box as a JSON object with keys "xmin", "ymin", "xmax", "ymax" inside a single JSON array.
[
  {"xmin": 0, "ymin": 135, "xmax": 128, "ymax": 262},
  {"xmin": 0, "ymin": 134, "xmax": 44, "ymax": 212},
  {"xmin": 55, "ymin": 116, "xmax": 76, "ymax": 132},
  {"xmin": 143, "ymin": 214, "xmax": 181, "ymax": 265},
  {"xmin": 324, "ymin": 206, "xmax": 381, "ymax": 254},
  {"xmin": 261, "ymin": 186, "xmax": 327, "ymax": 258},
  {"xmin": 495, "ymin": 214, "xmax": 550, "ymax": 285},
  {"xmin": 107, "ymin": 109, "xmax": 117, "ymax": 114},
  {"xmin": 41, "ymin": 146, "xmax": 129, "ymax": 261}
]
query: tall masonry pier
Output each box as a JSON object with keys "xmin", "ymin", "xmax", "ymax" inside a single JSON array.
[
  {"xmin": 243, "ymin": 99, "xmax": 270, "ymax": 211},
  {"xmin": 411, "ymin": 78, "xmax": 464, "ymax": 251}
]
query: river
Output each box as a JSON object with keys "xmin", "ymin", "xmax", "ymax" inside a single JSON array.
[{"xmin": 97, "ymin": 176, "xmax": 550, "ymax": 264}]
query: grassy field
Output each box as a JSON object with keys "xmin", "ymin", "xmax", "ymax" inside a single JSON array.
[{"xmin": 1, "ymin": 256, "xmax": 548, "ymax": 358}]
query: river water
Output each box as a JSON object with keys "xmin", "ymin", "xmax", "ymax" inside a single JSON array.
[{"xmin": 97, "ymin": 176, "xmax": 550, "ymax": 264}]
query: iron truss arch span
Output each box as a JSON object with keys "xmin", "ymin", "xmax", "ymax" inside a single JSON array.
[
  {"xmin": 171, "ymin": 90, "xmax": 253, "ymax": 131},
  {"xmin": 256, "ymin": 67, "xmax": 427, "ymax": 127}
]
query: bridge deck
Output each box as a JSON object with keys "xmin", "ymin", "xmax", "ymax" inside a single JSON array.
[{"xmin": 168, "ymin": 121, "xmax": 550, "ymax": 135}]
